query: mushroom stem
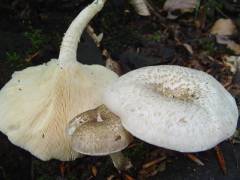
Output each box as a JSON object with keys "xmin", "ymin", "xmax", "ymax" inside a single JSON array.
[
  {"xmin": 109, "ymin": 152, "xmax": 132, "ymax": 171},
  {"xmin": 59, "ymin": 0, "xmax": 107, "ymax": 67}
]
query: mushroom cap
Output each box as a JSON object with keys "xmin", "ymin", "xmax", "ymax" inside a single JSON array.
[
  {"xmin": 0, "ymin": 60, "xmax": 118, "ymax": 160},
  {"xmin": 67, "ymin": 105, "xmax": 133, "ymax": 156},
  {"xmin": 103, "ymin": 65, "xmax": 239, "ymax": 152},
  {"xmin": 0, "ymin": 0, "xmax": 113, "ymax": 161}
]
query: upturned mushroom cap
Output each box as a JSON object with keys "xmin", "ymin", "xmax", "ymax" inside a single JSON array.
[
  {"xmin": 67, "ymin": 105, "xmax": 133, "ymax": 156},
  {"xmin": 0, "ymin": 0, "xmax": 117, "ymax": 161},
  {"xmin": 103, "ymin": 65, "xmax": 239, "ymax": 152}
]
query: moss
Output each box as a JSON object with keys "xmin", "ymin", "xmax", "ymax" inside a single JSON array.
[
  {"xmin": 203, "ymin": 0, "xmax": 225, "ymax": 20},
  {"xmin": 5, "ymin": 51, "xmax": 28, "ymax": 68},
  {"xmin": 145, "ymin": 31, "xmax": 162, "ymax": 42},
  {"xmin": 197, "ymin": 37, "xmax": 217, "ymax": 55},
  {"xmin": 24, "ymin": 28, "xmax": 48, "ymax": 52},
  {"xmin": 5, "ymin": 51, "xmax": 21, "ymax": 63}
]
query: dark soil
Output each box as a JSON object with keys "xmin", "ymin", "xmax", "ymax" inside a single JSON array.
[{"xmin": 0, "ymin": 0, "xmax": 240, "ymax": 179}]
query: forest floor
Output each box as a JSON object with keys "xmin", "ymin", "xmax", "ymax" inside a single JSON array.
[{"xmin": 0, "ymin": 0, "xmax": 240, "ymax": 179}]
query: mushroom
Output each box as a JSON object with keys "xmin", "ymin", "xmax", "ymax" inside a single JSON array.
[
  {"xmin": 103, "ymin": 65, "xmax": 239, "ymax": 153},
  {"xmin": 66, "ymin": 105, "xmax": 133, "ymax": 170},
  {"xmin": 0, "ymin": 0, "xmax": 118, "ymax": 161}
]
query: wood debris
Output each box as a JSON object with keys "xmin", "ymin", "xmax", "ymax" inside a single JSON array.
[{"xmin": 215, "ymin": 146, "xmax": 227, "ymax": 175}]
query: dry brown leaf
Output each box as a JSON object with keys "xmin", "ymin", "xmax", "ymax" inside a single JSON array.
[
  {"xmin": 210, "ymin": 19, "xmax": 237, "ymax": 36},
  {"xmin": 210, "ymin": 19, "xmax": 240, "ymax": 55},
  {"xmin": 226, "ymin": 41, "xmax": 240, "ymax": 55},
  {"xmin": 130, "ymin": 0, "xmax": 151, "ymax": 16},
  {"xmin": 163, "ymin": 0, "xmax": 197, "ymax": 12},
  {"xmin": 215, "ymin": 36, "xmax": 240, "ymax": 55}
]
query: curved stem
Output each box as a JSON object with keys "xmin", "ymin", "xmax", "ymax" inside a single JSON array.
[{"xmin": 59, "ymin": 0, "xmax": 106, "ymax": 67}]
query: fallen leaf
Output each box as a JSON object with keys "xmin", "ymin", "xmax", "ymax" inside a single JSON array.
[
  {"xmin": 163, "ymin": 0, "xmax": 197, "ymax": 12},
  {"xmin": 210, "ymin": 19, "xmax": 237, "ymax": 36},
  {"xmin": 215, "ymin": 35, "xmax": 240, "ymax": 55},
  {"xmin": 223, "ymin": 56, "xmax": 240, "ymax": 73},
  {"xmin": 210, "ymin": 19, "xmax": 240, "ymax": 55},
  {"xmin": 226, "ymin": 41, "xmax": 240, "ymax": 55}
]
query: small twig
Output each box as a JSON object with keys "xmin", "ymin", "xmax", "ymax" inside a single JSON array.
[
  {"xmin": 25, "ymin": 51, "xmax": 40, "ymax": 62},
  {"xmin": 186, "ymin": 153, "xmax": 205, "ymax": 166},
  {"xmin": 103, "ymin": 49, "xmax": 123, "ymax": 75},
  {"xmin": 215, "ymin": 145, "xmax": 227, "ymax": 175},
  {"xmin": 86, "ymin": 25, "xmax": 103, "ymax": 47},
  {"xmin": 142, "ymin": 156, "xmax": 167, "ymax": 169}
]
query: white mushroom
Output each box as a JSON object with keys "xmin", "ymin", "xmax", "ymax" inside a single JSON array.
[
  {"xmin": 103, "ymin": 65, "xmax": 239, "ymax": 152},
  {"xmin": 66, "ymin": 105, "xmax": 133, "ymax": 170},
  {"xmin": 0, "ymin": 0, "xmax": 118, "ymax": 161}
]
